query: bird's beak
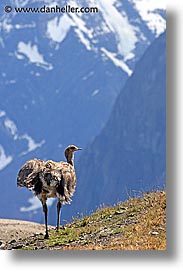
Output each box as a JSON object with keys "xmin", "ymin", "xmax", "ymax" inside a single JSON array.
[{"xmin": 77, "ymin": 148, "xmax": 82, "ymax": 151}]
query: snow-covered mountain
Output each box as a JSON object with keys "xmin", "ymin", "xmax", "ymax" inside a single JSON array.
[{"xmin": 0, "ymin": 0, "xmax": 166, "ymax": 222}]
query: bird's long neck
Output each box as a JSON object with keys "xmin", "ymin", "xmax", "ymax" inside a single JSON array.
[{"xmin": 66, "ymin": 151, "xmax": 74, "ymax": 166}]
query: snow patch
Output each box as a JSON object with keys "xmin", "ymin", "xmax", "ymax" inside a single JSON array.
[
  {"xmin": 98, "ymin": 0, "xmax": 138, "ymax": 58},
  {"xmin": 20, "ymin": 134, "xmax": 45, "ymax": 156},
  {"xmin": 101, "ymin": 48, "xmax": 132, "ymax": 76},
  {"xmin": 0, "ymin": 19, "xmax": 13, "ymax": 33},
  {"xmin": 16, "ymin": 41, "xmax": 53, "ymax": 70},
  {"xmin": 82, "ymin": 71, "xmax": 94, "ymax": 81},
  {"xmin": 131, "ymin": 0, "xmax": 166, "ymax": 36},
  {"xmin": 47, "ymin": 14, "xmax": 74, "ymax": 43},
  {"xmin": 68, "ymin": 7, "xmax": 93, "ymax": 50},
  {"xmin": 70, "ymin": 12, "xmax": 93, "ymax": 39},
  {"xmin": 20, "ymin": 197, "xmax": 41, "ymax": 212},
  {"xmin": 124, "ymin": 52, "xmax": 135, "ymax": 62},
  {"xmin": 92, "ymin": 89, "xmax": 100, "ymax": 96},
  {"xmin": 20, "ymin": 196, "xmax": 55, "ymax": 212},
  {"xmin": 0, "ymin": 110, "xmax": 6, "ymax": 118},
  {"xmin": 15, "ymin": 23, "xmax": 36, "ymax": 30},
  {"xmin": 74, "ymin": 28, "xmax": 92, "ymax": 51},
  {"xmin": 4, "ymin": 118, "xmax": 18, "ymax": 139},
  {"xmin": 1, "ymin": 111, "xmax": 45, "ymax": 159},
  {"xmin": 0, "ymin": 145, "xmax": 13, "ymax": 170}
]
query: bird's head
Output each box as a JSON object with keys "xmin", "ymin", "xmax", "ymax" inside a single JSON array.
[
  {"xmin": 65, "ymin": 145, "xmax": 82, "ymax": 153},
  {"xmin": 65, "ymin": 145, "xmax": 82, "ymax": 165}
]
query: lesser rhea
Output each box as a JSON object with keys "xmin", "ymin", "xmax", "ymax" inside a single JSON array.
[{"xmin": 17, "ymin": 145, "xmax": 82, "ymax": 238}]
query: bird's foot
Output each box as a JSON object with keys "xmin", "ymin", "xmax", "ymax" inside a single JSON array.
[
  {"xmin": 55, "ymin": 225, "xmax": 65, "ymax": 232},
  {"xmin": 44, "ymin": 233, "xmax": 49, "ymax": 239}
]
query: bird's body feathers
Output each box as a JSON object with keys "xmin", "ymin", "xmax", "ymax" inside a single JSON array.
[{"xmin": 17, "ymin": 159, "xmax": 76, "ymax": 204}]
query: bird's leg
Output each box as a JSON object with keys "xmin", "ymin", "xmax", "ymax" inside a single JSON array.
[
  {"xmin": 41, "ymin": 200, "xmax": 49, "ymax": 239},
  {"xmin": 56, "ymin": 200, "xmax": 62, "ymax": 231}
]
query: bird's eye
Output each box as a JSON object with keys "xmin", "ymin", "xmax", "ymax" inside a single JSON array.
[{"xmin": 70, "ymin": 146, "xmax": 75, "ymax": 150}]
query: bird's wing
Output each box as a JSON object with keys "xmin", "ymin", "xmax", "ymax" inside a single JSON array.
[{"xmin": 17, "ymin": 159, "xmax": 44, "ymax": 189}]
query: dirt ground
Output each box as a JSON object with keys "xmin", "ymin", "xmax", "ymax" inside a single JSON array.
[{"xmin": 0, "ymin": 219, "xmax": 48, "ymax": 245}]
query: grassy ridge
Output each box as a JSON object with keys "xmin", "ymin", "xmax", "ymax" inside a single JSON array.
[{"xmin": 19, "ymin": 190, "xmax": 166, "ymax": 250}]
